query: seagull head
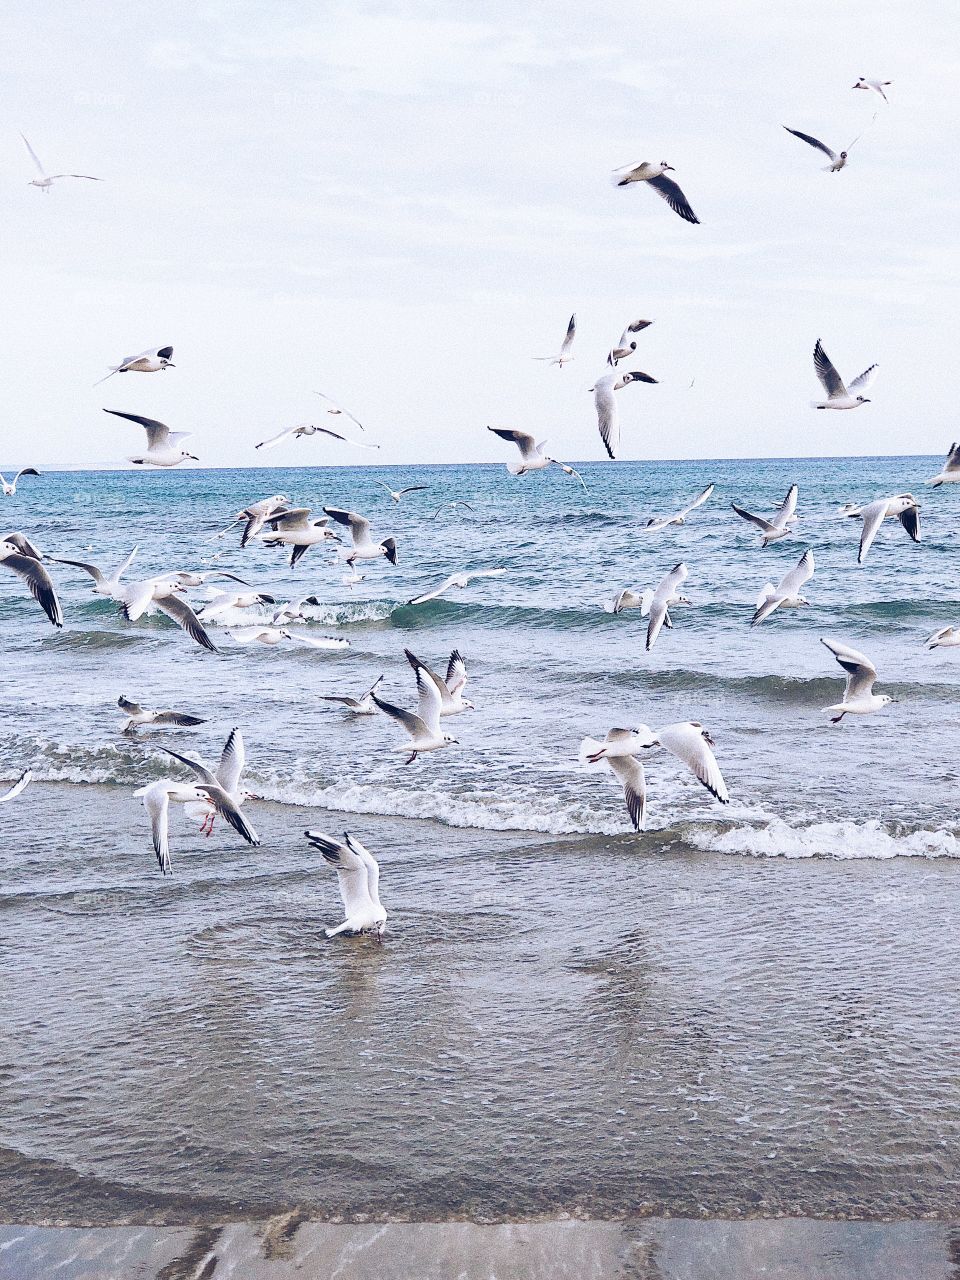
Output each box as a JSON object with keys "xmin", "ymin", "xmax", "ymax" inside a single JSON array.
[
  {"xmin": 839, "ymin": 151, "xmax": 849, "ymax": 160},
  {"xmin": 461, "ymin": 698, "xmax": 477, "ymax": 711},
  {"xmin": 659, "ymin": 161, "xmax": 675, "ymax": 172},
  {"xmin": 442, "ymin": 734, "xmax": 459, "ymax": 745},
  {"xmin": 855, "ymin": 395, "xmax": 869, "ymax": 403},
  {"xmin": 879, "ymin": 695, "xmax": 896, "ymax": 708},
  {"xmin": 690, "ymin": 722, "xmax": 716, "ymax": 748},
  {"xmin": 240, "ymin": 787, "xmax": 260, "ymax": 802},
  {"xmin": 182, "ymin": 450, "xmax": 200, "ymax": 461},
  {"xmin": 159, "ymin": 357, "xmax": 175, "ymax": 369}
]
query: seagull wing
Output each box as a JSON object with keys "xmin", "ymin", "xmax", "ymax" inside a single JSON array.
[
  {"xmin": 645, "ymin": 599, "xmax": 669, "ymax": 651},
  {"xmin": 216, "ymin": 727, "xmax": 245, "ymax": 793},
  {"xmin": 407, "ymin": 575, "xmax": 456, "ymax": 606},
  {"xmin": 559, "ymin": 313, "xmax": 576, "ymax": 357},
  {"xmin": 397, "ymin": 486, "xmax": 428, "ymax": 497},
  {"xmin": 111, "ymin": 546, "xmax": 139, "ymax": 583},
  {"xmin": 855, "ymin": 499, "xmax": 887, "ymax": 563},
  {"xmin": 118, "ymin": 696, "xmax": 143, "ymax": 715},
  {"xmin": 487, "ymin": 426, "xmax": 538, "ymax": 460},
  {"xmin": 154, "ymin": 594, "xmax": 219, "ymax": 652},
  {"xmin": 774, "ymin": 484, "xmax": 799, "ymax": 527},
  {"xmin": 646, "ymin": 172, "xmax": 700, "ymax": 224},
  {"xmin": 898, "ymin": 505, "xmax": 921, "ymax": 543},
  {"xmin": 0, "ymin": 551, "xmax": 62, "ymax": 626},
  {"xmin": 161, "ymin": 746, "xmax": 218, "ymax": 787},
  {"xmin": 371, "ymin": 692, "xmax": 431, "ymax": 741},
  {"xmin": 20, "ymin": 134, "xmax": 46, "ymax": 176},
  {"xmin": 12, "ymin": 468, "xmax": 40, "ymax": 485},
  {"xmin": 151, "ymin": 711, "xmax": 206, "ymax": 726},
  {"xmin": 103, "ymin": 409, "xmax": 171, "ymax": 448},
  {"xmin": 322, "ymin": 508, "xmax": 371, "ymax": 547},
  {"xmin": 142, "ymin": 783, "xmax": 172, "ymax": 874},
  {"xmin": 783, "ymin": 127, "xmax": 837, "ymax": 161},
  {"xmin": 265, "ymin": 507, "xmax": 313, "ymax": 532},
  {"xmin": 405, "ymin": 649, "xmax": 449, "ymax": 718},
  {"xmin": 196, "ymin": 783, "xmax": 260, "ymax": 845},
  {"xmin": 656, "ymin": 723, "xmax": 729, "ymax": 803},
  {"xmin": 0, "ymin": 769, "xmax": 31, "ymax": 804},
  {"xmin": 813, "ymin": 341, "xmax": 847, "ymax": 398},
  {"xmin": 314, "ymin": 391, "xmax": 365, "ymax": 432},
  {"xmin": 445, "ymin": 650, "xmax": 467, "ymax": 695},
  {"xmin": 607, "ymin": 755, "xmax": 647, "ymax": 831},
  {"xmin": 314, "ymin": 426, "xmax": 380, "ymax": 450},
  {"xmin": 680, "ymin": 483, "xmax": 715, "ymax": 517},
  {"xmin": 305, "ymin": 832, "xmax": 374, "ymax": 917},
  {"xmin": 255, "ymin": 426, "xmax": 299, "ymax": 450},
  {"xmin": 820, "ymin": 637, "xmax": 878, "ymax": 701},
  {"xmin": 46, "ymin": 555, "xmax": 106, "ymax": 586},
  {"xmin": 848, "ymin": 364, "xmax": 878, "ymax": 393},
  {"xmin": 593, "ymin": 376, "xmax": 619, "ymax": 459},
  {"xmin": 778, "ymin": 548, "xmax": 815, "ymax": 595}
]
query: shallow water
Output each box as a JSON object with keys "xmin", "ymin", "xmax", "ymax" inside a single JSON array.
[{"xmin": 1, "ymin": 458, "xmax": 959, "ymax": 1222}]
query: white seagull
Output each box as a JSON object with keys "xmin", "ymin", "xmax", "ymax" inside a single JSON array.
[
  {"xmin": 783, "ymin": 127, "xmax": 860, "ymax": 172},
  {"xmin": 318, "ymin": 674, "xmax": 384, "ymax": 715},
  {"xmin": 254, "ymin": 423, "xmax": 378, "ymax": 451},
  {"xmin": 842, "ymin": 494, "xmax": 920, "ymax": 564},
  {"xmin": 372, "ymin": 660, "xmax": 459, "ymax": 763},
  {"xmin": 162, "ymin": 729, "xmax": 261, "ymax": 841},
  {"xmin": 132, "ymin": 778, "xmax": 206, "ymax": 874},
  {"xmin": 610, "ymin": 161, "xmax": 700, "ymax": 223},
  {"xmin": 0, "ymin": 770, "xmax": 32, "ymax": 805},
  {"xmin": 811, "ymin": 340, "xmax": 877, "ymax": 409},
  {"xmin": 375, "ymin": 481, "xmax": 429, "ymax": 504},
  {"xmin": 118, "ymin": 696, "xmax": 206, "ymax": 734},
  {"xmin": 486, "ymin": 427, "xmax": 587, "ymax": 488},
  {"xmin": 428, "ymin": 501, "xmax": 474, "ymax": 521},
  {"xmin": 405, "ymin": 647, "xmax": 474, "ymax": 715},
  {"xmin": 926, "ymin": 444, "xmax": 960, "ymax": 487},
  {"xmin": 926, "ymin": 627, "xmax": 960, "ymax": 651},
  {"xmin": 117, "ymin": 576, "xmax": 218, "ymax": 652},
  {"xmin": 643, "ymin": 483, "xmax": 714, "ymax": 532},
  {"xmin": 313, "ymin": 391, "xmax": 366, "ymax": 432},
  {"xmin": 0, "ymin": 532, "xmax": 62, "ymax": 626},
  {"xmin": 259, "ymin": 508, "xmax": 341, "ymax": 567},
  {"xmin": 731, "ymin": 485, "xmax": 799, "ymax": 546},
  {"xmin": 643, "ymin": 562, "xmax": 691, "ymax": 651},
  {"xmin": 322, "ymin": 508, "xmax": 398, "ymax": 566},
  {"xmin": 1, "ymin": 468, "xmax": 40, "ymax": 497},
  {"xmin": 607, "ymin": 319, "xmax": 654, "ymax": 367},
  {"xmin": 407, "ymin": 567, "xmax": 507, "ymax": 606},
  {"xmin": 853, "ymin": 77, "xmax": 892, "ymax": 103},
  {"xmin": 820, "ymin": 638, "xmax": 894, "ymax": 723},
  {"xmin": 20, "ymin": 133, "xmax": 102, "ymax": 190},
  {"xmin": 47, "ymin": 546, "xmax": 138, "ymax": 601},
  {"xmin": 305, "ymin": 830, "xmax": 387, "ymax": 941},
  {"xmin": 751, "ymin": 549, "xmax": 814, "ymax": 626},
  {"xmin": 221, "ymin": 495, "xmax": 290, "ymax": 547},
  {"xmin": 94, "ymin": 346, "xmax": 174, "ymax": 387},
  {"xmin": 591, "ymin": 370, "xmax": 658, "ymax": 460},
  {"xmin": 103, "ymin": 409, "xmax": 199, "ymax": 466},
  {"xmin": 533, "ymin": 313, "xmax": 576, "ymax": 367},
  {"xmin": 197, "ymin": 589, "xmax": 276, "ymax": 623}
]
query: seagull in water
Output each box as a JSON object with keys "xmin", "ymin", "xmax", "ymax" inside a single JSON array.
[
  {"xmin": 811, "ymin": 340, "xmax": 877, "ymax": 409},
  {"xmin": 318, "ymin": 674, "xmax": 384, "ymax": 715},
  {"xmin": 0, "ymin": 770, "xmax": 32, "ymax": 805},
  {"xmin": 374, "ymin": 481, "xmax": 429, "ymax": 504},
  {"xmin": 372, "ymin": 658, "xmax": 459, "ymax": 763},
  {"xmin": 94, "ymin": 346, "xmax": 174, "ymax": 386},
  {"xmin": 103, "ymin": 410, "xmax": 199, "ymax": 467},
  {"xmin": 405, "ymin": 648, "xmax": 474, "ymax": 715},
  {"xmin": 751, "ymin": 549, "xmax": 814, "ymax": 626},
  {"xmin": 254, "ymin": 423, "xmax": 378, "ymax": 451},
  {"xmin": 643, "ymin": 483, "xmax": 714, "ymax": 532},
  {"xmin": 20, "ymin": 134, "xmax": 102, "ymax": 190},
  {"xmin": 407, "ymin": 567, "xmax": 506, "ymax": 606},
  {"xmin": 487, "ymin": 427, "xmax": 587, "ymax": 488},
  {"xmin": 853, "ymin": 77, "xmax": 891, "ymax": 104},
  {"xmin": 1, "ymin": 468, "xmax": 40, "ymax": 497},
  {"xmin": 118, "ymin": 696, "xmax": 206, "ymax": 734},
  {"xmin": 783, "ymin": 126, "xmax": 861, "ymax": 172},
  {"xmin": 533, "ymin": 313, "xmax": 576, "ymax": 367},
  {"xmin": 323, "ymin": 508, "xmax": 398, "ymax": 566},
  {"xmin": 841, "ymin": 494, "xmax": 920, "ymax": 564},
  {"xmin": 579, "ymin": 722, "xmax": 728, "ymax": 831},
  {"xmin": 305, "ymin": 830, "xmax": 387, "ymax": 942},
  {"xmin": 820, "ymin": 639, "xmax": 894, "ymax": 723},
  {"xmin": 591, "ymin": 370, "xmax": 658, "ymax": 460},
  {"xmin": 731, "ymin": 485, "xmax": 799, "ymax": 546},
  {"xmin": 0, "ymin": 532, "xmax": 62, "ymax": 626},
  {"xmin": 607, "ymin": 319, "xmax": 653, "ymax": 367},
  {"xmin": 610, "ymin": 161, "xmax": 700, "ymax": 224},
  {"xmin": 926, "ymin": 444, "xmax": 960, "ymax": 488}
]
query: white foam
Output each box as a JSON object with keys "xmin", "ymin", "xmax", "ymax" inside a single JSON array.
[{"xmin": 683, "ymin": 817, "xmax": 960, "ymax": 861}]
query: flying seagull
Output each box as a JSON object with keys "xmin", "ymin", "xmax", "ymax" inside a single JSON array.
[
  {"xmin": 372, "ymin": 660, "xmax": 459, "ymax": 764},
  {"xmin": 117, "ymin": 576, "xmax": 219, "ymax": 652},
  {"xmin": 642, "ymin": 483, "xmax": 714, "ymax": 532},
  {"xmin": 591, "ymin": 370, "xmax": 657, "ymax": 459},
  {"xmin": 731, "ymin": 485, "xmax": 799, "ymax": 546},
  {"xmin": 610, "ymin": 161, "xmax": 700, "ymax": 224},
  {"xmin": 255, "ymin": 423, "xmax": 378, "ymax": 451},
  {"xmin": 103, "ymin": 409, "xmax": 199, "ymax": 466},
  {"xmin": 20, "ymin": 133, "xmax": 102, "ymax": 190},
  {"xmin": 305, "ymin": 830, "xmax": 387, "ymax": 941},
  {"xmin": 118, "ymin": 696, "xmax": 206, "ymax": 734},
  {"xmin": 0, "ymin": 770, "xmax": 32, "ymax": 805},
  {"xmin": 404, "ymin": 647, "xmax": 474, "ymax": 715},
  {"xmin": 926, "ymin": 627, "xmax": 960, "ymax": 651},
  {"xmin": 259, "ymin": 508, "xmax": 340, "ymax": 567},
  {"xmin": 407, "ymin": 567, "xmax": 506, "ymax": 606},
  {"xmin": 162, "ymin": 729, "xmax": 260, "ymax": 841},
  {"xmin": 487, "ymin": 427, "xmax": 587, "ymax": 488},
  {"xmin": 1, "ymin": 468, "xmax": 40, "ymax": 497},
  {"xmin": 375, "ymin": 481, "xmax": 428, "ymax": 504},
  {"xmin": 841, "ymin": 494, "xmax": 920, "ymax": 564},
  {"xmin": 853, "ymin": 77, "xmax": 891, "ymax": 104},
  {"xmin": 0, "ymin": 532, "xmax": 62, "ymax": 626},
  {"xmin": 220, "ymin": 495, "xmax": 290, "ymax": 546},
  {"xmin": 428, "ymin": 501, "xmax": 474, "ymax": 521},
  {"xmin": 811, "ymin": 340, "xmax": 876, "ymax": 409},
  {"xmin": 751, "ymin": 549, "xmax": 814, "ymax": 626},
  {"xmin": 322, "ymin": 508, "xmax": 398, "ymax": 566},
  {"xmin": 926, "ymin": 444, "xmax": 960, "ymax": 487},
  {"xmin": 607, "ymin": 319, "xmax": 654, "ymax": 367},
  {"xmin": 533, "ymin": 313, "xmax": 576, "ymax": 367},
  {"xmin": 820, "ymin": 638, "xmax": 894, "ymax": 723},
  {"xmin": 318, "ymin": 674, "xmax": 384, "ymax": 715},
  {"xmin": 313, "ymin": 391, "xmax": 366, "ymax": 432},
  {"xmin": 47, "ymin": 546, "xmax": 138, "ymax": 601},
  {"xmin": 94, "ymin": 346, "xmax": 174, "ymax": 386},
  {"xmin": 783, "ymin": 126, "xmax": 860, "ymax": 172},
  {"xmin": 196, "ymin": 589, "xmax": 276, "ymax": 623}
]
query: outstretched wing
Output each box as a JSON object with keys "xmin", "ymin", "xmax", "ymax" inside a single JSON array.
[
  {"xmin": 898, "ymin": 505, "xmax": 920, "ymax": 543},
  {"xmin": 656, "ymin": 723, "xmax": 729, "ymax": 803},
  {"xmin": 783, "ymin": 126, "xmax": 837, "ymax": 162},
  {"xmin": 102, "ymin": 408, "xmax": 172, "ymax": 448},
  {"xmin": 813, "ymin": 340, "xmax": 847, "ymax": 398},
  {"xmin": 607, "ymin": 755, "xmax": 647, "ymax": 831},
  {"xmin": 20, "ymin": 134, "xmax": 45, "ymax": 176},
  {"xmin": 646, "ymin": 172, "xmax": 700, "ymax": 224}
]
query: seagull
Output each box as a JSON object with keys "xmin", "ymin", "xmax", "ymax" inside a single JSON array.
[
  {"xmin": 132, "ymin": 778, "xmax": 207, "ymax": 874},
  {"xmin": 318, "ymin": 674, "xmax": 384, "ymax": 715},
  {"xmin": 94, "ymin": 346, "xmax": 174, "ymax": 387},
  {"xmin": 47, "ymin": 546, "xmax": 138, "ymax": 601},
  {"xmin": 322, "ymin": 508, "xmax": 398, "ymax": 566},
  {"xmin": 842, "ymin": 494, "xmax": 920, "ymax": 564},
  {"xmin": 751, "ymin": 549, "xmax": 814, "ymax": 626},
  {"xmin": 281, "ymin": 630, "xmax": 351, "ymax": 652},
  {"xmin": 117, "ymin": 577, "xmax": 218, "ymax": 652},
  {"xmin": 1, "ymin": 468, "xmax": 40, "ymax": 497},
  {"xmin": 196, "ymin": 589, "xmax": 276, "ymax": 623},
  {"xmin": 254, "ymin": 423, "xmax": 378, "ymax": 451},
  {"xmin": 162, "ymin": 729, "xmax": 261, "ymax": 842},
  {"xmin": 313, "ymin": 390, "xmax": 366, "ymax": 432},
  {"xmin": 102, "ymin": 409, "xmax": 199, "ymax": 466},
  {"xmin": 372, "ymin": 661, "xmax": 459, "ymax": 763},
  {"xmin": 20, "ymin": 134, "xmax": 102, "ymax": 190},
  {"xmin": 270, "ymin": 594, "xmax": 322, "ymax": 624},
  {"xmin": 533, "ymin": 313, "xmax": 576, "ymax": 367},
  {"xmin": 0, "ymin": 533, "xmax": 62, "ymax": 626},
  {"xmin": 926, "ymin": 444, "xmax": 960, "ymax": 487},
  {"xmin": 811, "ymin": 340, "xmax": 877, "ymax": 409},
  {"xmin": 853, "ymin": 77, "xmax": 892, "ymax": 103},
  {"xmin": 642, "ymin": 483, "xmax": 714, "ymax": 532},
  {"xmin": 220, "ymin": 495, "xmax": 290, "ymax": 546},
  {"xmin": 820, "ymin": 638, "xmax": 894, "ymax": 723},
  {"xmin": 610, "ymin": 161, "xmax": 700, "ymax": 224},
  {"xmin": 118, "ymin": 696, "xmax": 206, "ymax": 734},
  {"xmin": 226, "ymin": 625, "xmax": 347, "ymax": 650},
  {"xmin": 428, "ymin": 501, "xmax": 474, "ymax": 521},
  {"xmin": 304, "ymin": 830, "xmax": 387, "ymax": 941},
  {"xmin": 579, "ymin": 721, "xmax": 728, "ymax": 831},
  {"xmin": 407, "ymin": 567, "xmax": 506, "ymax": 606},
  {"xmin": 591, "ymin": 370, "xmax": 658, "ymax": 460},
  {"xmin": 602, "ymin": 588, "xmax": 646, "ymax": 615},
  {"xmin": 0, "ymin": 770, "xmax": 31, "ymax": 805},
  {"xmin": 259, "ymin": 508, "xmax": 340, "ymax": 567},
  {"xmin": 783, "ymin": 126, "xmax": 860, "ymax": 172},
  {"xmin": 642, "ymin": 562, "xmax": 691, "ymax": 651},
  {"xmin": 607, "ymin": 319, "xmax": 654, "ymax": 367},
  {"xmin": 375, "ymin": 481, "xmax": 429, "ymax": 504},
  {"xmin": 926, "ymin": 627, "xmax": 960, "ymax": 651},
  {"xmin": 168, "ymin": 569, "xmax": 250, "ymax": 589},
  {"xmin": 405, "ymin": 648, "xmax": 474, "ymax": 715},
  {"xmin": 486, "ymin": 428, "xmax": 587, "ymax": 488},
  {"xmin": 731, "ymin": 485, "xmax": 799, "ymax": 546}
]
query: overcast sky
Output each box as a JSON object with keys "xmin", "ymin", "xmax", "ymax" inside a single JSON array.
[{"xmin": 1, "ymin": 1, "xmax": 957, "ymax": 469}]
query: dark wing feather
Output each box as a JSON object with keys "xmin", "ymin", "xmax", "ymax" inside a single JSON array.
[
  {"xmin": 154, "ymin": 594, "xmax": 219, "ymax": 652},
  {"xmin": 783, "ymin": 126, "xmax": 836, "ymax": 161},
  {"xmin": 898, "ymin": 506, "xmax": 921, "ymax": 543},
  {"xmin": 646, "ymin": 172, "xmax": 700, "ymax": 224}
]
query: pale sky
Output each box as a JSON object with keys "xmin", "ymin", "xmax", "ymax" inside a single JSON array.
[{"xmin": 1, "ymin": 1, "xmax": 957, "ymax": 468}]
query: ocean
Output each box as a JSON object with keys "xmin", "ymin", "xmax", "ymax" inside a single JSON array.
[{"xmin": 1, "ymin": 456, "xmax": 959, "ymax": 1225}]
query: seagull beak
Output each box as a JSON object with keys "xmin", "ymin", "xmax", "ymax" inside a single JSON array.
[
  {"xmin": 703, "ymin": 732, "xmax": 716, "ymax": 747},
  {"xmin": 664, "ymin": 164, "xmax": 675, "ymax": 171},
  {"xmin": 187, "ymin": 453, "xmax": 200, "ymax": 460}
]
